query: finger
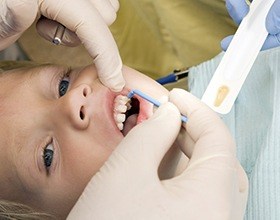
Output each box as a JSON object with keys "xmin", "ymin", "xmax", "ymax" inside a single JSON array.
[
  {"xmin": 108, "ymin": 0, "xmax": 120, "ymax": 12},
  {"xmin": 225, "ymin": 0, "xmax": 249, "ymax": 25},
  {"xmin": 36, "ymin": 18, "xmax": 80, "ymax": 47},
  {"xmin": 176, "ymin": 127, "xmax": 195, "ymax": 158},
  {"xmin": 266, "ymin": 0, "xmax": 280, "ymax": 35},
  {"xmin": 116, "ymin": 102, "xmax": 181, "ymax": 174},
  {"xmin": 69, "ymin": 103, "xmax": 181, "ymax": 218},
  {"xmin": 261, "ymin": 34, "xmax": 280, "ymax": 50},
  {"xmin": 40, "ymin": 0, "xmax": 125, "ymax": 92},
  {"xmin": 236, "ymin": 162, "xmax": 249, "ymax": 218},
  {"xmin": 220, "ymin": 35, "xmax": 234, "ymax": 51},
  {"xmin": 237, "ymin": 163, "xmax": 248, "ymax": 194},
  {"xmin": 89, "ymin": 0, "xmax": 119, "ymax": 26},
  {"xmin": 169, "ymin": 89, "xmax": 246, "ymax": 209},
  {"xmin": 169, "ymin": 89, "xmax": 236, "ymax": 163},
  {"xmin": 0, "ymin": 0, "xmax": 37, "ymax": 49},
  {"xmin": 0, "ymin": 34, "xmax": 21, "ymax": 51}
]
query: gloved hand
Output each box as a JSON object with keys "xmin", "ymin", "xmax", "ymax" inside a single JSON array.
[
  {"xmin": 67, "ymin": 89, "xmax": 248, "ymax": 220},
  {"xmin": 0, "ymin": 0, "xmax": 124, "ymax": 91},
  {"xmin": 221, "ymin": 0, "xmax": 280, "ymax": 51}
]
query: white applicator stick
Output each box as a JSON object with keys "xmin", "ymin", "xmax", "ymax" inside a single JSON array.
[
  {"xmin": 201, "ymin": 0, "xmax": 275, "ymax": 114},
  {"xmin": 127, "ymin": 89, "xmax": 188, "ymax": 123}
]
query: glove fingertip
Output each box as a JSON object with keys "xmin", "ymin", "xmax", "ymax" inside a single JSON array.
[
  {"xmin": 108, "ymin": 0, "xmax": 120, "ymax": 12},
  {"xmin": 266, "ymin": 16, "xmax": 280, "ymax": 35},
  {"xmin": 220, "ymin": 35, "xmax": 233, "ymax": 51},
  {"xmin": 225, "ymin": 0, "xmax": 249, "ymax": 25},
  {"xmin": 106, "ymin": 76, "xmax": 125, "ymax": 92},
  {"xmin": 169, "ymin": 89, "xmax": 202, "ymax": 116},
  {"xmin": 119, "ymin": 102, "xmax": 181, "ymax": 167},
  {"xmin": 266, "ymin": 0, "xmax": 280, "ymax": 35},
  {"xmin": 152, "ymin": 102, "xmax": 180, "ymax": 121},
  {"xmin": 99, "ymin": 69, "xmax": 125, "ymax": 92},
  {"xmin": 135, "ymin": 102, "xmax": 181, "ymax": 144},
  {"xmin": 261, "ymin": 34, "xmax": 280, "ymax": 50}
]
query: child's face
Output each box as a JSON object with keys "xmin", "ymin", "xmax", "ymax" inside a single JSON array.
[{"xmin": 0, "ymin": 64, "xmax": 167, "ymax": 218}]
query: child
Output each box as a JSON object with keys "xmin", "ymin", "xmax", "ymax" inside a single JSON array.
[
  {"xmin": 1, "ymin": 45, "xmax": 280, "ymax": 219},
  {"xmin": 0, "ymin": 60, "xmax": 182, "ymax": 219}
]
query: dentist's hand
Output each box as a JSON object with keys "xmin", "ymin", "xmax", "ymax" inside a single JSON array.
[
  {"xmin": 221, "ymin": 0, "xmax": 280, "ymax": 51},
  {"xmin": 67, "ymin": 89, "xmax": 248, "ymax": 220},
  {"xmin": 0, "ymin": 0, "xmax": 124, "ymax": 91}
]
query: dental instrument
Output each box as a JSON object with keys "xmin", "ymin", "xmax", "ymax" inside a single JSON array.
[
  {"xmin": 53, "ymin": 24, "xmax": 66, "ymax": 45},
  {"xmin": 156, "ymin": 69, "xmax": 189, "ymax": 85},
  {"xmin": 127, "ymin": 89, "xmax": 188, "ymax": 123},
  {"xmin": 201, "ymin": 0, "xmax": 275, "ymax": 114}
]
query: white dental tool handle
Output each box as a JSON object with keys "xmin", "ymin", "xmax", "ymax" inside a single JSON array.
[{"xmin": 201, "ymin": 0, "xmax": 275, "ymax": 114}]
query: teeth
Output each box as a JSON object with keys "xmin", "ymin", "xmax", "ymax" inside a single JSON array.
[
  {"xmin": 114, "ymin": 113, "xmax": 126, "ymax": 122},
  {"xmin": 117, "ymin": 122, "xmax": 124, "ymax": 130},
  {"xmin": 113, "ymin": 95, "xmax": 131, "ymax": 131},
  {"xmin": 126, "ymin": 102, "xmax": 132, "ymax": 110},
  {"xmin": 115, "ymin": 95, "xmax": 130, "ymax": 103},
  {"xmin": 115, "ymin": 105, "xmax": 127, "ymax": 113}
]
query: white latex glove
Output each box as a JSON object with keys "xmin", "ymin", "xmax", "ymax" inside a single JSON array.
[
  {"xmin": 67, "ymin": 89, "xmax": 248, "ymax": 220},
  {"xmin": 0, "ymin": 0, "xmax": 124, "ymax": 91}
]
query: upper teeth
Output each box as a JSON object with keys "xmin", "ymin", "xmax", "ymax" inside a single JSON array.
[{"xmin": 114, "ymin": 95, "xmax": 131, "ymax": 130}]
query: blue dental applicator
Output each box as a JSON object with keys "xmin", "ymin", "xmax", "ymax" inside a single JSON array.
[{"xmin": 127, "ymin": 89, "xmax": 188, "ymax": 123}]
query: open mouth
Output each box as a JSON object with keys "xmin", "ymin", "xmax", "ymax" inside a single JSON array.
[{"xmin": 113, "ymin": 95, "xmax": 142, "ymax": 136}]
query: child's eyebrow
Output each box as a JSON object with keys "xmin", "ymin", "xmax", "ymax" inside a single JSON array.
[
  {"xmin": 31, "ymin": 65, "xmax": 71, "ymax": 98},
  {"xmin": 30, "ymin": 64, "xmax": 65, "ymax": 75}
]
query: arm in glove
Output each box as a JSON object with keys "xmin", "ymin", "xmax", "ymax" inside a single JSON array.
[
  {"xmin": 67, "ymin": 89, "xmax": 248, "ymax": 220},
  {"xmin": 0, "ymin": 0, "xmax": 124, "ymax": 91},
  {"xmin": 221, "ymin": 0, "xmax": 280, "ymax": 51}
]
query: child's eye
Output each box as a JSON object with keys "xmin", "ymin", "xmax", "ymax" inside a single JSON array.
[
  {"xmin": 43, "ymin": 142, "xmax": 54, "ymax": 172},
  {"xmin": 59, "ymin": 76, "xmax": 70, "ymax": 97}
]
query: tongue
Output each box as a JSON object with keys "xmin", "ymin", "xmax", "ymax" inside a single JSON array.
[{"xmin": 123, "ymin": 114, "xmax": 138, "ymax": 136}]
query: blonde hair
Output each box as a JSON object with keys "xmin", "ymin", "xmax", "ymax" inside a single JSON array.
[
  {"xmin": 0, "ymin": 60, "xmax": 56, "ymax": 219},
  {"xmin": 0, "ymin": 200, "xmax": 55, "ymax": 220},
  {"xmin": 0, "ymin": 60, "xmax": 43, "ymax": 72}
]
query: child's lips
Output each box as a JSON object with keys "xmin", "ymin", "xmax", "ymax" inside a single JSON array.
[{"xmin": 110, "ymin": 88, "xmax": 153, "ymax": 136}]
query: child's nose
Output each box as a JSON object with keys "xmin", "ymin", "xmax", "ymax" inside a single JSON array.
[{"xmin": 61, "ymin": 84, "xmax": 92, "ymax": 130}]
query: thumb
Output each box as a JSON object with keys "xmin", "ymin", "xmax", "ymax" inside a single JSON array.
[
  {"xmin": 220, "ymin": 35, "xmax": 234, "ymax": 51},
  {"xmin": 115, "ymin": 102, "xmax": 181, "ymax": 174},
  {"xmin": 0, "ymin": 0, "xmax": 38, "ymax": 50},
  {"xmin": 169, "ymin": 89, "xmax": 236, "ymax": 164},
  {"xmin": 261, "ymin": 34, "xmax": 280, "ymax": 50},
  {"xmin": 39, "ymin": 0, "xmax": 125, "ymax": 92},
  {"xmin": 266, "ymin": 0, "xmax": 280, "ymax": 35},
  {"xmin": 67, "ymin": 103, "xmax": 182, "ymax": 220},
  {"xmin": 225, "ymin": 0, "xmax": 249, "ymax": 25}
]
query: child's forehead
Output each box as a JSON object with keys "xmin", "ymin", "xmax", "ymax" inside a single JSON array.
[
  {"xmin": 0, "ymin": 66, "xmax": 37, "ymax": 95},
  {"xmin": 0, "ymin": 62, "xmax": 65, "ymax": 79},
  {"xmin": 0, "ymin": 64, "xmax": 61, "ymax": 111},
  {"xmin": 0, "ymin": 64, "xmax": 66, "ymax": 86},
  {"xmin": 0, "ymin": 64, "xmax": 43, "ymax": 80}
]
